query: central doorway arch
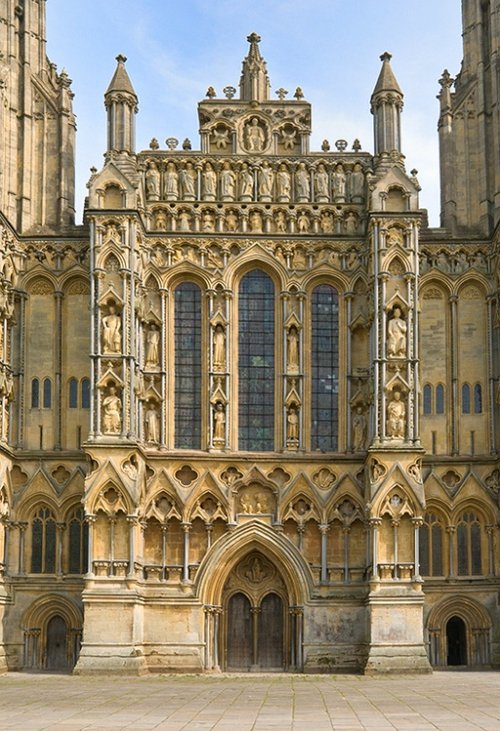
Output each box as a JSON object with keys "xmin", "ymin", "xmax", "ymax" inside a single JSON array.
[
  {"xmin": 46, "ymin": 615, "xmax": 68, "ymax": 670},
  {"xmin": 222, "ymin": 552, "xmax": 287, "ymax": 671}
]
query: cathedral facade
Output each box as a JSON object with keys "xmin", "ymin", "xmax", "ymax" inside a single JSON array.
[{"xmin": 0, "ymin": 0, "xmax": 499, "ymax": 674}]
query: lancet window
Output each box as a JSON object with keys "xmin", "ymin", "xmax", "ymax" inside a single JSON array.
[
  {"xmin": 311, "ymin": 284, "xmax": 339, "ymax": 451},
  {"xmin": 31, "ymin": 506, "xmax": 56, "ymax": 574},
  {"xmin": 174, "ymin": 282, "xmax": 202, "ymax": 449}
]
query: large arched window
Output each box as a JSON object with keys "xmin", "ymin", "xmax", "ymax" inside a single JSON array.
[
  {"xmin": 68, "ymin": 508, "xmax": 88, "ymax": 574},
  {"xmin": 419, "ymin": 512, "xmax": 444, "ymax": 576},
  {"xmin": 311, "ymin": 284, "xmax": 339, "ymax": 451},
  {"xmin": 238, "ymin": 270, "xmax": 275, "ymax": 451},
  {"xmin": 174, "ymin": 282, "xmax": 201, "ymax": 449},
  {"xmin": 31, "ymin": 506, "xmax": 56, "ymax": 573},
  {"xmin": 457, "ymin": 511, "xmax": 482, "ymax": 576}
]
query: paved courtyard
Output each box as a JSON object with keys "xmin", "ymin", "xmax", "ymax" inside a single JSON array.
[{"xmin": 0, "ymin": 672, "xmax": 499, "ymax": 730}]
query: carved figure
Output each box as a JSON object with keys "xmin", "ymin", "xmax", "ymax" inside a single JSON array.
[
  {"xmin": 245, "ymin": 117, "xmax": 266, "ymax": 151},
  {"xmin": 297, "ymin": 212, "xmax": 310, "ymax": 233},
  {"xmin": 250, "ymin": 210, "xmax": 263, "ymax": 233},
  {"xmin": 213, "ymin": 324, "xmax": 225, "ymax": 371},
  {"xmin": 350, "ymin": 162, "xmax": 365, "ymax": 201},
  {"xmin": 154, "ymin": 210, "xmax": 168, "ymax": 231},
  {"xmin": 387, "ymin": 307, "xmax": 407, "ymax": 358},
  {"xmin": 179, "ymin": 211, "xmax": 191, "ymax": 231},
  {"xmin": 144, "ymin": 401, "xmax": 159, "ymax": 442},
  {"xmin": 180, "ymin": 162, "xmax": 196, "ymax": 199},
  {"xmin": 280, "ymin": 127, "xmax": 297, "ymax": 150},
  {"xmin": 102, "ymin": 305, "xmax": 121, "ymax": 353},
  {"xmin": 225, "ymin": 211, "xmax": 238, "ymax": 232},
  {"xmin": 213, "ymin": 402, "xmax": 225, "ymax": 442},
  {"xmin": 295, "ymin": 162, "xmax": 310, "ymax": 201},
  {"xmin": 202, "ymin": 162, "xmax": 217, "ymax": 200},
  {"xmin": 212, "ymin": 126, "xmax": 230, "ymax": 150},
  {"xmin": 145, "ymin": 162, "xmax": 160, "ymax": 200},
  {"xmin": 287, "ymin": 325, "xmax": 299, "ymax": 373},
  {"xmin": 345, "ymin": 211, "xmax": 358, "ymax": 234},
  {"xmin": 332, "ymin": 163, "xmax": 346, "ymax": 202},
  {"xmin": 258, "ymin": 162, "xmax": 273, "ymax": 199},
  {"xmin": 245, "ymin": 557, "xmax": 265, "ymax": 582},
  {"xmin": 320, "ymin": 212, "xmax": 334, "ymax": 233},
  {"xmin": 202, "ymin": 211, "xmax": 215, "ymax": 232},
  {"xmin": 352, "ymin": 406, "xmax": 367, "ymax": 451},
  {"xmin": 164, "ymin": 162, "xmax": 179, "ymax": 200},
  {"xmin": 315, "ymin": 163, "xmax": 329, "ymax": 201},
  {"xmin": 275, "ymin": 211, "xmax": 287, "ymax": 232},
  {"xmin": 276, "ymin": 164, "xmax": 291, "ymax": 201},
  {"xmin": 239, "ymin": 163, "xmax": 254, "ymax": 200},
  {"xmin": 287, "ymin": 405, "xmax": 299, "ymax": 441},
  {"xmin": 387, "ymin": 391, "xmax": 406, "ymax": 439},
  {"xmin": 145, "ymin": 324, "xmax": 160, "ymax": 368},
  {"xmin": 220, "ymin": 161, "xmax": 236, "ymax": 200},
  {"xmin": 102, "ymin": 386, "xmax": 122, "ymax": 434}
]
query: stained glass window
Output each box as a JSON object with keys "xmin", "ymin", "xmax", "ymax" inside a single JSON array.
[
  {"xmin": 31, "ymin": 378, "xmax": 39, "ymax": 408},
  {"xmin": 419, "ymin": 512, "xmax": 443, "ymax": 576},
  {"xmin": 31, "ymin": 506, "xmax": 56, "ymax": 573},
  {"xmin": 175, "ymin": 283, "xmax": 201, "ymax": 449},
  {"xmin": 69, "ymin": 378, "xmax": 78, "ymax": 408},
  {"xmin": 457, "ymin": 511, "xmax": 482, "ymax": 576},
  {"xmin": 462, "ymin": 384, "xmax": 470, "ymax": 414},
  {"xmin": 238, "ymin": 270, "xmax": 275, "ymax": 451},
  {"xmin": 69, "ymin": 508, "xmax": 88, "ymax": 574},
  {"xmin": 311, "ymin": 285, "xmax": 339, "ymax": 451},
  {"xmin": 43, "ymin": 378, "xmax": 52, "ymax": 409},
  {"xmin": 474, "ymin": 383, "xmax": 482, "ymax": 414},
  {"xmin": 436, "ymin": 384, "xmax": 445, "ymax": 414},
  {"xmin": 423, "ymin": 384, "xmax": 432, "ymax": 415},
  {"xmin": 81, "ymin": 378, "xmax": 90, "ymax": 409}
]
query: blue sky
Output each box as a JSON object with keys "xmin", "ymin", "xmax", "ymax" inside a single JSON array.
[{"xmin": 45, "ymin": 1, "xmax": 463, "ymax": 226}]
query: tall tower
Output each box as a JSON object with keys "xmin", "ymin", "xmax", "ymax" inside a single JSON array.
[
  {"xmin": 0, "ymin": 0, "xmax": 76, "ymax": 233},
  {"xmin": 438, "ymin": 0, "xmax": 500, "ymax": 235}
]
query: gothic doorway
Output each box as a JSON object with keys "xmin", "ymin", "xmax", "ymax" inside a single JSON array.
[
  {"xmin": 446, "ymin": 616, "xmax": 467, "ymax": 666},
  {"xmin": 222, "ymin": 552, "xmax": 287, "ymax": 671},
  {"xmin": 46, "ymin": 615, "xmax": 68, "ymax": 670}
]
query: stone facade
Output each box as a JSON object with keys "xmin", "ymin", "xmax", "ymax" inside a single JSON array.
[{"xmin": 0, "ymin": 0, "xmax": 498, "ymax": 674}]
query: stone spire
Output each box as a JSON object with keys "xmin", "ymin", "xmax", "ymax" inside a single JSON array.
[
  {"xmin": 239, "ymin": 32, "xmax": 271, "ymax": 101},
  {"xmin": 370, "ymin": 52, "xmax": 404, "ymax": 157},
  {"xmin": 104, "ymin": 55, "xmax": 138, "ymax": 154}
]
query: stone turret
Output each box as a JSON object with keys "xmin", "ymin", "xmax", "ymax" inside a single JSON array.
[
  {"xmin": 239, "ymin": 32, "xmax": 271, "ymax": 101},
  {"xmin": 370, "ymin": 52, "xmax": 404, "ymax": 161},
  {"xmin": 104, "ymin": 55, "xmax": 138, "ymax": 155}
]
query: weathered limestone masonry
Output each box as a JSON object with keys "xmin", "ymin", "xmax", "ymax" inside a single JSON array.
[{"xmin": 0, "ymin": 0, "xmax": 499, "ymax": 674}]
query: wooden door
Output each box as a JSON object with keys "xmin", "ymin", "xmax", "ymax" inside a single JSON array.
[
  {"xmin": 226, "ymin": 593, "xmax": 252, "ymax": 670},
  {"xmin": 446, "ymin": 615, "xmax": 467, "ymax": 666},
  {"xmin": 46, "ymin": 615, "xmax": 68, "ymax": 670},
  {"xmin": 258, "ymin": 593, "xmax": 283, "ymax": 669}
]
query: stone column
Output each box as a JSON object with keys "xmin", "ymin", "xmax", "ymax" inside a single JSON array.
[{"xmin": 182, "ymin": 522, "xmax": 191, "ymax": 583}]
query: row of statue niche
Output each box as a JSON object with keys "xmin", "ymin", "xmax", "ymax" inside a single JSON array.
[
  {"xmin": 101, "ymin": 388, "xmax": 404, "ymax": 445},
  {"xmin": 151, "ymin": 205, "xmax": 361, "ymax": 235},
  {"xmin": 145, "ymin": 159, "xmax": 366, "ymax": 204}
]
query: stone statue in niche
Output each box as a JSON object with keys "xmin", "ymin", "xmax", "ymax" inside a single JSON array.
[
  {"xmin": 239, "ymin": 162, "xmax": 254, "ymax": 200},
  {"xmin": 102, "ymin": 304, "xmax": 121, "ymax": 353},
  {"xmin": 258, "ymin": 161, "xmax": 273, "ymax": 200},
  {"xmin": 297, "ymin": 212, "xmax": 310, "ymax": 233},
  {"xmin": 295, "ymin": 162, "xmax": 310, "ymax": 201},
  {"xmin": 350, "ymin": 162, "xmax": 365, "ymax": 202},
  {"xmin": 275, "ymin": 211, "xmax": 287, "ymax": 233},
  {"xmin": 145, "ymin": 324, "xmax": 160, "ymax": 368},
  {"xmin": 180, "ymin": 162, "xmax": 196, "ymax": 199},
  {"xmin": 202, "ymin": 211, "xmax": 215, "ymax": 232},
  {"xmin": 352, "ymin": 405, "xmax": 367, "ymax": 451},
  {"xmin": 213, "ymin": 402, "xmax": 225, "ymax": 443},
  {"xmin": 154, "ymin": 210, "xmax": 168, "ymax": 231},
  {"xmin": 287, "ymin": 404, "xmax": 299, "ymax": 442},
  {"xmin": 280, "ymin": 126, "xmax": 297, "ymax": 150},
  {"xmin": 163, "ymin": 162, "xmax": 179, "ymax": 200},
  {"xmin": 145, "ymin": 161, "xmax": 160, "ymax": 201},
  {"xmin": 220, "ymin": 161, "xmax": 236, "ymax": 200},
  {"xmin": 202, "ymin": 162, "xmax": 217, "ymax": 200},
  {"xmin": 245, "ymin": 556, "xmax": 266, "ymax": 583},
  {"xmin": 387, "ymin": 306, "xmax": 407, "ymax": 358},
  {"xmin": 276, "ymin": 164, "xmax": 291, "ymax": 201},
  {"xmin": 387, "ymin": 390, "xmax": 406, "ymax": 440},
  {"xmin": 225, "ymin": 210, "xmax": 238, "ymax": 232},
  {"xmin": 178, "ymin": 211, "xmax": 191, "ymax": 232},
  {"xmin": 320, "ymin": 211, "xmax": 334, "ymax": 233},
  {"xmin": 144, "ymin": 400, "xmax": 159, "ymax": 443},
  {"xmin": 250, "ymin": 210, "xmax": 263, "ymax": 233},
  {"xmin": 332, "ymin": 163, "xmax": 347, "ymax": 202},
  {"xmin": 102, "ymin": 386, "xmax": 122, "ymax": 434},
  {"xmin": 213, "ymin": 324, "xmax": 226, "ymax": 371},
  {"xmin": 315, "ymin": 163, "xmax": 329, "ymax": 202},
  {"xmin": 345, "ymin": 211, "xmax": 358, "ymax": 234},
  {"xmin": 245, "ymin": 117, "xmax": 266, "ymax": 152},
  {"xmin": 287, "ymin": 325, "xmax": 299, "ymax": 373}
]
